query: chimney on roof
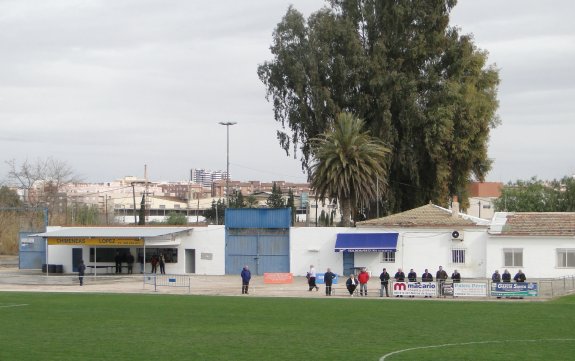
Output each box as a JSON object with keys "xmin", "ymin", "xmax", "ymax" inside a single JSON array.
[{"xmin": 452, "ymin": 196, "xmax": 459, "ymax": 219}]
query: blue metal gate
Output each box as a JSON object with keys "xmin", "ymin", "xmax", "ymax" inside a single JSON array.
[{"xmin": 224, "ymin": 209, "xmax": 291, "ymax": 275}]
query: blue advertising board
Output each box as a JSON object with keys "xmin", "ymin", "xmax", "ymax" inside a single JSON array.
[
  {"xmin": 491, "ymin": 282, "xmax": 538, "ymax": 297},
  {"xmin": 316, "ymin": 273, "xmax": 339, "ymax": 284}
]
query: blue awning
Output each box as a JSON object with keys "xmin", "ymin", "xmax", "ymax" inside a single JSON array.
[{"xmin": 335, "ymin": 233, "xmax": 398, "ymax": 252}]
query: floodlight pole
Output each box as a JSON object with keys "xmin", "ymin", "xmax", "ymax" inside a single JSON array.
[{"xmin": 219, "ymin": 122, "xmax": 237, "ymax": 208}]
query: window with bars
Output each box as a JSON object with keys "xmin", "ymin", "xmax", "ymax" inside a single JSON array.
[
  {"xmin": 503, "ymin": 248, "xmax": 523, "ymax": 267},
  {"xmin": 557, "ymin": 249, "xmax": 575, "ymax": 268},
  {"xmin": 451, "ymin": 249, "xmax": 466, "ymax": 264},
  {"xmin": 381, "ymin": 251, "xmax": 395, "ymax": 263}
]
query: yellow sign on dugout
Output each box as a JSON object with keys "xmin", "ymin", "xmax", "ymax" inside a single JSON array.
[{"xmin": 48, "ymin": 238, "xmax": 144, "ymax": 246}]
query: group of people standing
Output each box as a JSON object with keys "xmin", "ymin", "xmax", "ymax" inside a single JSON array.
[
  {"xmin": 492, "ymin": 269, "xmax": 526, "ymax": 283},
  {"xmin": 149, "ymin": 254, "xmax": 166, "ymax": 274},
  {"xmin": 377, "ymin": 266, "xmax": 459, "ymax": 298}
]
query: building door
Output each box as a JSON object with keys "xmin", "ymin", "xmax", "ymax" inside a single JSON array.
[
  {"xmin": 72, "ymin": 248, "xmax": 83, "ymax": 272},
  {"xmin": 185, "ymin": 249, "xmax": 195, "ymax": 273},
  {"xmin": 343, "ymin": 252, "xmax": 354, "ymax": 277}
]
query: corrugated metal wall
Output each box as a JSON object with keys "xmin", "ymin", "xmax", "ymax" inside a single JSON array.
[
  {"xmin": 225, "ymin": 209, "xmax": 290, "ymax": 275},
  {"xmin": 19, "ymin": 233, "xmax": 46, "ymax": 269}
]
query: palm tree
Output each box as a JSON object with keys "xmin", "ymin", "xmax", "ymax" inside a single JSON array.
[{"xmin": 309, "ymin": 112, "xmax": 390, "ymax": 227}]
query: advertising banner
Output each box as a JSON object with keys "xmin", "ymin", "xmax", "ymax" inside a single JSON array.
[
  {"xmin": 48, "ymin": 238, "xmax": 144, "ymax": 246},
  {"xmin": 442, "ymin": 282, "xmax": 454, "ymax": 296},
  {"xmin": 491, "ymin": 282, "xmax": 538, "ymax": 297},
  {"xmin": 454, "ymin": 282, "xmax": 488, "ymax": 297},
  {"xmin": 263, "ymin": 273, "xmax": 294, "ymax": 284},
  {"xmin": 392, "ymin": 282, "xmax": 437, "ymax": 297},
  {"xmin": 316, "ymin": 273, "xmax": 339, "ymax": 284}
]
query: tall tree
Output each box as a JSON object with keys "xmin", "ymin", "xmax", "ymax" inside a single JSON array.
[
  {"xmin": 203, "ymin": 199, "xmax": 225, "ymax": 225},
  {"xmin": 309, "ymin": 112, "xmax": 390, "ymax": 227},
  {"xmin": 228, "ymin": 190, "xmax": 245, "ymax": 208},
  {"xmin": 258, "ymin": 0, "xmax": 499, "ymax": 213},
  {"xmin": 267, "ymin": 182, "xmax": 286, "ymax": 208}
]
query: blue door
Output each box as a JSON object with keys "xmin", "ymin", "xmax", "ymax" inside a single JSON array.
[{"xmin": 343, "ymin": 252, "xmax": 354, "ymax": 277}]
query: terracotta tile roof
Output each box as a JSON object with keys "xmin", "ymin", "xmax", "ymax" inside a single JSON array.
[
  {"xmin": 497, "ymin": 212, "xmax": 575, "ymax": 236},
  {"xmin": 357, "ymin": 204, "xmax": 480, "ymax": 228}
]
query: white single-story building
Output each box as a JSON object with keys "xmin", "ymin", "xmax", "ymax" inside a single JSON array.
[{"xmin": 27, "ymin": 204, "xmax": 575, "ymax": 280}]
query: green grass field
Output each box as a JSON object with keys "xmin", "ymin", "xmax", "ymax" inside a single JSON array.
[{"xmin": 1, "ymin": 292, "xmax": 574, "ymax": 361}]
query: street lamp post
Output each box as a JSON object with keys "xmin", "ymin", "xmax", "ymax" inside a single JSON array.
[{"xmin": 219, "ymin": 122, "xmax": 237, "ymax": 207}]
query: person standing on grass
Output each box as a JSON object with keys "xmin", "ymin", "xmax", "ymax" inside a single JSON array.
[
  {"xmin": 379, "ymin": 268, "xmax": 390, "ymax": 297},
  {"xmin": 308, "ymin": 265, "xmax": 319, "ymax": 291},
  {"xmin": 358, "ymin": 268, "xmax": 370, "ymax": 296},
  {"xmin": 346, "ymin": 274, "xmax": 358, "ymax": 296},
  {"xmin": 78, "ymin": 259, "xmax": 86, "ymax": 286},
  {"xmin": 241, "ymin": 265, "xmax": 251, "ymax": 294},
  {"xmin": 324, "ymin": 268, "xmax": 336, "ymax": 296}
]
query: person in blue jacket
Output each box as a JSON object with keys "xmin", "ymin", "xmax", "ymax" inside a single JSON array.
[
  {"xmin": 241, "ymin": 265, "xmax": 251, "ymax": 294},
  {"xmin": 323, "ymin": 268, "xmax": 336, "ymax": 296}
]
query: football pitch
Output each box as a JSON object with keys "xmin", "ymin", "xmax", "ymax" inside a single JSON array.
[{"xmin": 1, "ymin": 292, "xmax": 574, "ymax": 361}]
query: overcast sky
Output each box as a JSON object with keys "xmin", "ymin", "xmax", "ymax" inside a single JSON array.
[{"xmin": 1, "ymin": 0, "xmax": 573, "ymax": 185}]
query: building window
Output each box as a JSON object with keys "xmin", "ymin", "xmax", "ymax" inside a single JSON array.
[
  {"xmin": 557, "ymin": 249, "xmax": 575, "ymax": 268},
  {"xmin": 381, "ymin": 251, "xmax": 395, "ymax": 263},
  {"xmin": 503, "ymin": 248, "xmax": 523, "ymax": 267},
  {"xmin": 174, "ymin": 204, "xmax": 180, "ymax": 209},
  {"xmin": 451, "ymin": 249, "xmax": 466, "ymax": 264}
]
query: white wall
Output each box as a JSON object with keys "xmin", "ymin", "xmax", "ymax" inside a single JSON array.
[
  {"xmin": 486, "ymin": 236, "xmax": 575, "ymax": 279},
  {"xmin": 175, "ymin": 225, "xmax": 225, "ymax": 275},
  {"xmin": 290, "ymin": 227, "xmax": 489, "ymax": 279},
  {"xmin": 290, "ymin": 227, "xmax": 344, "ymax": 276}
]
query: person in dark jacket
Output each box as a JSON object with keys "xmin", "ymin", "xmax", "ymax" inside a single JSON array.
[
  {"xmin": 407, "ymin": 269, "xmax": 417, "ymax": 282},
  {"xmin": 492, "ymin": 270, "xmax": 501, "ymax": 282},
  {"xmin": 78, "ymin": 260, "xmax": 86, "ymax": 286},
  {"xmin": 324, "ymin": 268, "xmax": 336, "ymax": 296},
  {"xmin": 421, "ymin": 269, "xmax": 433, "ymax": 298},
  {"xmin": 513, "ymin": 269, "xmax": 526, "ymax": 282},
  {"xmin": 394, "ymin": 268, "xmax": 405, "ymax": 297},
  {"xmin": 114, "ymin": 251, "xmax": 122, "ymax": 274},
  {"xmin": 421, "ymin": 269, "xmax": 433, "ymax": 282},
  {"xmin": 159, "ymin": 254, "xmax": 166, "ymax": 274},
  {"xmin": 379, "ymin": 268, "xmax": 390, "ymax": 297},
  {"xmin": 407, "ymin": 268, "xmax": 417, "ymax": 297},
  {"xmin": 150, "ymin": 255, "xmax": 158, "ymax": 274},
  {"xmin": 502, "ymin": 269, "xmax": 511, "ymax": 282},
  {"xmin": 436, "ymin": 266, "xmax": 448, "ymax": 297},
  {"xmin": 394, "ymin": 268, "xmax": 405, "ymax": 282},
  {"xmin": 241, "ymin": 265, "xmax": 251, "ymax": 294},
  {"xmin": 346, "ymin": 274, "xmax": 358, "ymax": 296},
  {"xmin": 126, "ymin": 252, "xmax": 135, "ymax": 274},
  {"xmin": 451, "ymin": 270, "xmax": 461, "ymax": 283}
]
